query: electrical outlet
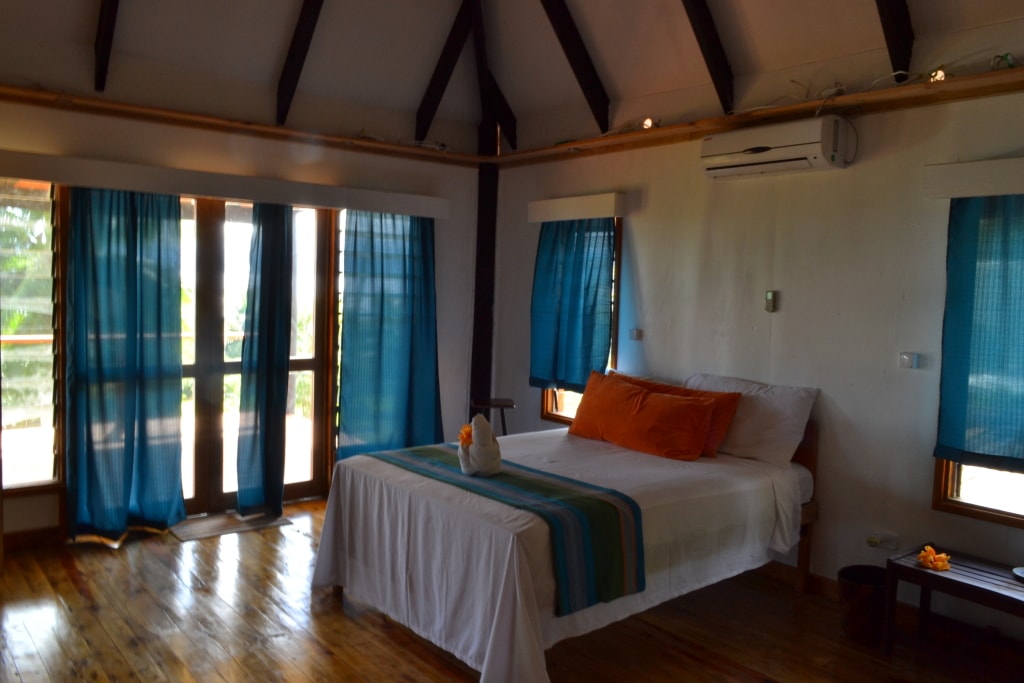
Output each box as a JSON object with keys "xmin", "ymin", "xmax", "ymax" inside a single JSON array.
[{"xmin": 866, "ymin": 531, "xmax": 899, "ymax": 550}]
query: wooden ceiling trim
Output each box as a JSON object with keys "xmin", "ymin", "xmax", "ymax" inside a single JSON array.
[
  {"xmin": 276, "ymin": 0, "xmax": 324, "ymax": 126},
  {"xmin": 0, "ymin": 84, "xmax": 481, "ymax": 167},
  {"xmin": 2, "ymin": 66, "xmax": 1022, "ymax": 169},
  {"xmin": 875, "ymin": 0, "xmax": 915, "ymax": 84},
  {"xmin": 680, "ymin": 0, "xmax": 734, "ymax": 115},
  {"xmin": 539, "ymin": 0, "xmax": 609, "ymax": 133},
  {"xmin": 94, "ymin": 0, "xmax": 119, "ymax": 92},
  {"xmin": 416, "ymin": 0, "xmax": 478, "ymax": 141},
  {"xmin": 497, "ymin": 67, "xmax": 1024, "ymax": 167}
]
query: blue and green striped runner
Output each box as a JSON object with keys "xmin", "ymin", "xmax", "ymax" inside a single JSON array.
[{"xmin": 361, "ymin": 443, "xmax": 645, "ymax": 616}]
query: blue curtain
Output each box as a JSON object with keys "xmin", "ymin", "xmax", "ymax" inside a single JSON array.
[
  {"xmin": 529, "ymin": 218, "xmax": 616, "ymax": 393},
  {"xmin": 236, "ymin": 203, "xmax": 294, "ymax": 517},
  {"xmin": 66, "ymin": 188, "xmax": 185, "ymax": 543},
  {"xmin": 936, "ymin": 194, "xmax": 1024, "ymax": 474},
  {"xmin": 336, "ymin": 211, "xmax": 443, "ymax": 459}
]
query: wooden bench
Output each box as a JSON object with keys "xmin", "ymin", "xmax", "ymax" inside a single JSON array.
[{"xmin": 883, "ymin": 545, "xmax": 1024, "ymax": 655}]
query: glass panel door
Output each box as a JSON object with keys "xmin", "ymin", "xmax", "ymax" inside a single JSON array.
[{"xmin": 181, "ymin": 200, "xmax": 323, "ymax": 515}]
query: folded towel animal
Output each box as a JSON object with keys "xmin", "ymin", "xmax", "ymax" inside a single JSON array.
[{"xmin": 457, "ymin": 413, "xmax": 502, "ymax": 477}]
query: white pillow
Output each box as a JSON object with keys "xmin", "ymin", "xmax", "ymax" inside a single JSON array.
[{"xmin": 682, "ymin": 373, "xmax": 818, "ymax": 466}]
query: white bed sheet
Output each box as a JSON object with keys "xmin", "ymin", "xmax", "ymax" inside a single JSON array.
[{"xmin": 312, "ymin": 428, "xmax": 807, "ymax": 683}]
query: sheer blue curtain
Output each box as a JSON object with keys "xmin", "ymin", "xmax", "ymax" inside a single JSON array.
[
  {"xmin": 936, "ymin": 194, "xmax": 1024, "ymax": 474},
  {"xmin": 529, "ymin": 218, "xmax": 616, "ymax": 393},
  {"xmin": 336, "ymin": 211, "xmax": 443, "ymax": 459},
  {"xmin": 66, "ymin": 188, "xmax": 185, "ymax": 543},
  {"xmin": 236, "ymin": 203, "xmax": 293, "ymax": 517}
]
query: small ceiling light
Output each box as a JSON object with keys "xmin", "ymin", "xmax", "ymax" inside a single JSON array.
[
  {"xmin": 604, "ymin": 116, "xmax": 660, "ymax": 136},
  {"xmin": 929, "ymin": 68, "xmax": 946, "ymax": 82}
]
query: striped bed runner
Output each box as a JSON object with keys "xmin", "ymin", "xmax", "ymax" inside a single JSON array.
[{"xmin": 361, "ymin": 443, "xmax": 645, "ymax": 616}]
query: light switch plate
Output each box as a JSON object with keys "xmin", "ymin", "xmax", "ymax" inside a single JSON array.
[{"xmin": 898, "ymin": 352, "xmax": 920, "ymax": 369}]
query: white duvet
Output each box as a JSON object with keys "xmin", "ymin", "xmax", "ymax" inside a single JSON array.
[{"xmin": 312, "ymin": 428, "xmax": 809, "ymax": 683}]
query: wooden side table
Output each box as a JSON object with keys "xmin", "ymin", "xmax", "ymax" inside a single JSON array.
[
  {"xmin": 470, "ymin": 397, "xmax": 516, "ymax": 435},
  {"xmin": 883, "ymin": 546, "xmax": 1024, "ymax": 655}
]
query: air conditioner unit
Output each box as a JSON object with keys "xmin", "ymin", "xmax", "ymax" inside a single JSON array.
[{"xmin": 700, "ymin": 115, "xmax": 854, "ymax": 179}]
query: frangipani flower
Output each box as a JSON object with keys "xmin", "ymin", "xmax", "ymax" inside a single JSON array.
[
  {"xmin": 917, "ymin": 545, "xmax": 951, "ymax": 571},
  {"xmin": 458, "ymin": 423, "xmax": 473, "ymax": 447}
]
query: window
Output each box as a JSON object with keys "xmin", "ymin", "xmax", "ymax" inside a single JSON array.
[
  {"xmin": 1, "ymin": 181, "xmax": 336, "ymax": 510},
  {"xmin": 1, "ymin": 179, "xmax": 57, "ymax": 488},
  {"xmin": 543, "ymin": 387, "xmax": 586, "ymax": 424},
  {"xmin": 933, "ymin": 194, "xmax": 1024, "ymax": 529},
  {"xmin": 532, "ymin": 217, "xmax": 622, "ymax": 423}
]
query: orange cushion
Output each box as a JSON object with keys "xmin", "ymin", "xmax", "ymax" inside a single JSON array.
[
  {"xmin": 611, "ymin": 372, "xmax": 741, "ymax": 457},
  {"xmin": 569, "ymin": 372, "xmax": 714, "ymax": 461}
]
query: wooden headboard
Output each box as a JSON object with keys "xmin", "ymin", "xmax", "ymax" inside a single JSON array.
[{"xmin": 791, "ymin": 419, "xmax": 818, "ymax": 478}]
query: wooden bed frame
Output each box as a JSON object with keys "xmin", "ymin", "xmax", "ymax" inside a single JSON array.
[
  {"xmin": 330, "ymin": 418, "xmax": 822, "ymax": 600},
  {"xmin": 791, "ymin": 419, "xmax": 820, "ymax": 592},
  {"xmin": 322, "ymin": 418, "xmax": 821, "ymax": 681}
]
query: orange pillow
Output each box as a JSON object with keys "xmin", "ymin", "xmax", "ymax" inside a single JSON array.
[
  {"xmin": 611, "ymin": 372, "xmax": 740, "ymax": 457},
  {"xmin": 569, "ymin": 372, "xmax": 714, "ymax": 461}
]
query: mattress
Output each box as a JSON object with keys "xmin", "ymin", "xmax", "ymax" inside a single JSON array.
[{"xmin": 313, "ymin": 428, "xmax": 808, "ymax": 683}]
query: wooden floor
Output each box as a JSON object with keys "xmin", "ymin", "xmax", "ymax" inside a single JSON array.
[{"xmin": 3, "ymin": 500, "xmax": 1023, "ymax": 682}]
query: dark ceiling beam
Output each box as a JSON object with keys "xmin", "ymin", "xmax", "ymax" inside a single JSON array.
[
  {"xmin": 875, "ymin": 0, "xmax": 914, "ymax": 84},
  {"xmin": 276, "ymin": 0, "xmax": 324, "ymax": 125},
  {"xmin": 416, "ymin": 0, "xmax": 478, "ymax": 141},
  {"xmin": 480, "ymin": 70, "xmax": 517, "ymax": 150},
  {"xmin": 94, "ymin": 0, "xmax": 119, "ymax": 92},
  {"xmin": 680, "ymin": 0, "xmax": 734, "ymax": 115},
  {"xmin": 539, "ymin": 0, "xmax": 609, "ymax": 133},
  {"xmin": 471, "ymin": 6, "xmax": 516, "ymax": 150},
  {"xmin": 470, "ymin": 2, "xmax": 489, "ymax": 86}
]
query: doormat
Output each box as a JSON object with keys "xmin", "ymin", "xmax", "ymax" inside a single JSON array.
[{"xmin": 171, "ymin": 512, "xmax": 291, "ymax": 542}]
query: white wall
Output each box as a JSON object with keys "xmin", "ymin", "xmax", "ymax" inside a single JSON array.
[
  {"xmin": 493, "ymin": 92, "xmax": 1024, "ymax": 633},
  {"xmin": 0, "ymin": 100, "xmax": 479, "ymax": 533}
]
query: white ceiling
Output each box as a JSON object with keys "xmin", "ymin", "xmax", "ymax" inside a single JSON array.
[{"xmin": 1, "ymin": 0, "xmax": 1023, "ymax": 153}]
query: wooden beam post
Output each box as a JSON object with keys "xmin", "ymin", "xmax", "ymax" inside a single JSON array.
[
  {"xmin": 680, "ymin": 0, "xmax": 734, "ymax": 115},
  {"xmin": 276, "ymin": 0, "xmax": 324, "ymax": 126},
  {"xmin": 94, "ymin": 0, "xmax": 119, "ymax": 92},
  {"xmin": 539, "ymin": 0, "xmax": 610, "ymax": 133},
  {"xmin": 875, "ymin": 0, "xmax": 915, "ymax": 84},
  {"xmin": 469, "ymin": 112, "xmax": 500, "ymax": 420},
  {"xmin": 416, "ymin": 0, "xmax": 478, "ymax": 141}
]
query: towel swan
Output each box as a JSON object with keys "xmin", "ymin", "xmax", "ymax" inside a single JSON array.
[{"xmin": 458, "ymin": 413, "xmax": 502, "ymax": 477}]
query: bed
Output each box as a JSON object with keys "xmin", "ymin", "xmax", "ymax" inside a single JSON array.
[{"xmin": 312, "ymin": 372, "xmax": 819, "ymax": 683}]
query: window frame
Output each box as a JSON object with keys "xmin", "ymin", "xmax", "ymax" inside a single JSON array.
[
  {"xmin": 0, "ymin": 182, "xmax": 65, "ymax": 494},
  {"xmin": 931, "ymin": 194, "xmax": 1024, "ymax": 530},
  {"xmin": 2, "ymin": 185, "xmax": 338, "ymax": 511},
  {"xmin": 933, "ymin": 459, "xmax": 1024, "ymax": 530},
  {"xmin": 540, "ymin": 216, "xmax": 622, "ymax": 423}
]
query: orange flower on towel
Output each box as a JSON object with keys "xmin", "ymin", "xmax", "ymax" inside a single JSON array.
[
  {"xmin": 458, "ymin": 423, "xmax": 473, "ymax": 447},
  {"xmin": 917, "ymin": 545, "xmax": 951, "ymax": 571}
]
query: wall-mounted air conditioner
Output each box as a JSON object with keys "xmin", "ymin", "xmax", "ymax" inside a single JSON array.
[{"xmin": 700, "ymin": 115, "xmax": 855, "ymax": 179}]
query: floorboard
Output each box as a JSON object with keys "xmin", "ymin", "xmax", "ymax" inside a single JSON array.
[{"xmin": 2, "ymin": 500, "xmax": 1022, "ymax": 682}]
